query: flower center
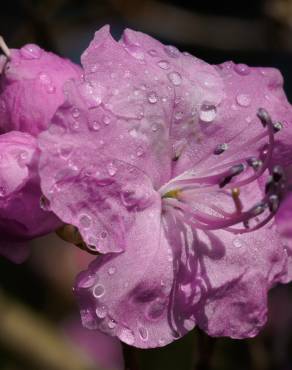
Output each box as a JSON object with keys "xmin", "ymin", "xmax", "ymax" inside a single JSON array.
[{"xmin": 160, "ymin": 108, "xmax": 286, "ymax": 234}]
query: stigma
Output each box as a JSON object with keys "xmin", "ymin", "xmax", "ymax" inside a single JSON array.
[{"xmin": 160, "ymin": 108, "xmax": 286, "ymax": 234}]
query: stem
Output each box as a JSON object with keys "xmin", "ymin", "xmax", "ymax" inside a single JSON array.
[
  {"xmin": 122, "ymin": 343, "xmax": 140, "ymax": 370},
  {"xmin": 0, "ymin": 36, "xmax": 10, "ymax": 58}
]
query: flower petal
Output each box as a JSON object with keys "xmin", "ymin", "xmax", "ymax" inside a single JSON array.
[
  {"xmin": 0, "ymin": 44, "xmax": 82, "ymax": 136},
  {"xmin": 0, "ymin": 131, "xmax": 60, "ymax": 262}
]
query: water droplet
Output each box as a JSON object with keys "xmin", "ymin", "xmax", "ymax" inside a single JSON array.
[
  {"xmin": 103, "ymin": 115, "xmax": 111, "ymax": 125},
  {"xmin": 91, "ymin": 121, "xmax": 100, "ymax": 131},
  {"xmin": 95, "ymin": 305, "xmax": 107, "ymax": 318},
  {"xmin": 90, "ymin": 65, "xmax": 97, "ymax": 73},
  {"xmin": 107, "ymin": 162, "xmax": 117, "ymax": 176},
  {"xmin": 234, "ymin": 63, "xmax": 250, "ymax": 76},
  {"xmin": 147, "ymin": 300, "xmax": 166, "ymax": 320},
  {"xmin": 151, "ymin": 123, "xmax": 159, "ymax": 132},
  {"xmin": 138, "ymin": 326, "xmax": 148, "ymax": 340},
  {"xmin": 20, "ymin": 44, "xmax": 42, "ymax": 59},
  {"xmin": 79, "ymin": 214, "xmax": 92, "ymax": 228},
  {"xmin": 46, "ymin": 84, "xmax": 56, "ymax": 94},
  {"xmin": 71, "ymin": 120, "xmax": 80, "ymax": 130},
  {"xmin": 183, "ymin": 318, "xmax": 196, "ymax": 331},
  {"xmin": 79, "ymin": 273, "xmax": 96, "ymax": 288},
  {"xmin": 148, "ymin": 49, "xmax": 158, "ymax": 56},
  {"xmin": 108, "ymin": 319, "xmax": 117, "ymax": 329},
  {"xmin": 0, "ymin": 186, "xmax": 6, "ymax": 197},
  {"xmin": 199, "ymin": 103, "xmax": 217, "ymax": 123},
  {"xmin": 108, "ymin": 267, "xmax": 116, "ymax": 275},
  {"xmin": 100, "ymin": 231, "xmax": 108, "ymax": 239},
  {"xmin": 148, "ymin": 92, "xmax": 158, "ymax": 104},
  {"xmin": 119, "ymin": 328, "xmax": 135, "ymax": 345},
  {"xmin": 136, "ymin": 146, "xmax": 144, "ymax": 157},
  {"xmin": 174, "ymin": 111, "xmax": 184, "ymax": 120},
  {"xmin": 59, "ymin": 145, "xmax": 73, "ymax": 159},
  {"xmin": 168, "ymin": 72, "xmax": 182, "ymax": 86},
  {"xmin": 164, "ymin": 45, "xmax": 180, "ymax": 58},
  {"xmin": 72, "ymin": 108, "xmax": 80, "ymax": 118},
  {"xmin": 232, "ymin": 238, "xmax": 245, "ymax": 248},
  {"xmin": 236, "ymin": 94, "xmax": 251, "ymax": 107},
  {"xmin": 93, "ymin": 284, "xmax": 105, "ymax": 298},
  {"xmin": 158, "ymin": 338, "xmax": 166, "ymax": 346},
  {"xmin": 157, "ymin": 60, "xmax": 169, "ymax": 70}
]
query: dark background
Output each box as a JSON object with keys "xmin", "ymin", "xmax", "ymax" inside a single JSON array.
[{"xmin": 0, "ymin": 1, "xmax": 292, "ymax": 370}]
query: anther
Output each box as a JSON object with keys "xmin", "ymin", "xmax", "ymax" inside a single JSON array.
[
  {"xmin": 257, "ymin": 108, "xmax": 272, "ymax": 127},
  {"xmin": 213, "ymin": 143, "xmax": 228, "ymax": 155},
  {"xmin": 251, "ymin": 202, "xmax": 267, "ymax": 216},
  {"xmin": 219, "ymin": 164, "xmax": 245, "ymax": 188},
  {"xmin": 246, "ymin": 157, "xmax": 263, "ymax": 171},
  {"xmin": 272, "ymin": 165, "xmax": 284, "ymax": 182},
  {"xmin": 268, "ymin": 194, "xmax": 279, "ymax": 212},
  {"xmin": 273, "ymin": 121, "xmax": 283, "ymax": 132}
]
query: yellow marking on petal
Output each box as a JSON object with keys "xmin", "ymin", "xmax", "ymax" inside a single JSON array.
[{"xmin": 162, "ymin": 189, "xmax": 181, "ymax": 199}]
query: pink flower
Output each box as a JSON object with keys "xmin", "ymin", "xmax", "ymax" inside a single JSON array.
[
  {"xmin": 0, "ymin": 42, "xmax": 82, "ymax": 136},
  {"xmin": 0, "ymin": 131, "xmax": 61, "ymax": 263},
  {"xmin": 38, "ymin": 26, "xmax": 292, "ymax": 347}
]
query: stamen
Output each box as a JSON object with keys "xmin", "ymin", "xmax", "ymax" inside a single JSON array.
[
  {"xmin": 0, "ymin": 36, "xmax": 11, "ymax": 58},
  {"xmin": 213, "ymin": 143, "xmax": 228, "ymax": 155},
  {"xmin": 273, "ymin": 121, "xmax": 283, "ymax": 132}
]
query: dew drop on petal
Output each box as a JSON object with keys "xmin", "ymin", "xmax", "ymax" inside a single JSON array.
[
  {"xmin": 232, "ymin": 238, "xmax": 245, "ymax": 248},
  {"xmin": 120, "ymin": 328, "xmax": 135, "ymax": 345},
  {"xmin": 236, "ymin": 94, "xmax": 251, "ymax": 107},
  {"xmin": 93, "ymin": 284, "xmax": 105, "ymax": 298},
  {"xmin": 79, "ymin": 214, "xmax": 92, "ymax": 228},
  {"xmin": 0, "ymin": 186, "xmax": 6, "ymax": 197},
  {"xmin": 148, "ymin": 49, "xmax": 158, "ymax": 57},
  {"xmin": 108, "ymin": 266, "xmax": 116, "ymax": 275},
  {"xmin": 148, "ymin": 92, "xmax": 158, "ymax": 104},
  {"xmin": 95, "ymin": 305, "xmax": 107, "ymax": 319},
  {"xmin": 234, "ymin": 63, "xmax": 250, "ymax": 76},
  {"xmin": 20, "ymin": 44, "xmax": 42, "ymax": 59},
  {"xmin": 138, "ymin": 326, "xmax": 148, "ymax": 341},
  {"xmin": 100, "ymin": 231, "xmax": 108, "ymax": 239},
  {"xmin": 91, "ymin": 121, "xmax": 101, "ymax": 131},
  {"xmin": 72, "ymin": 108, "xmax": 80, "ymax": 118},
  {"xmin": 199, "ymin": 103, "xmax": 217, "ymax": 123},
  {"xmin": 175, "ymin": 111, "xmax": 184, "ymax": 121},
  {"xmin": 158, "ymin": 338, "xmax": 166, "ymax": 346},
  {"xmin": 157, "ymin": 60, "xmax": 169, "ymax": 70},
  {"xmin": 147, "ymin": 300, "xmax": 166, "ymax": 320},
  {"xmin": 164, "ymin": 45, "xmax": 180, "ymax": 58},
  {"xmin": 108, "ymin": 319, "xmax": 117, "ymax": 329},
  {"xmin": 79, "ymin": 273, "xmax": 96, "ymax": 289},
  {"xmin": 168, "ymin": 72, "xmax": 182, "ymax": 86},
  {"xmin": 103, "ymin": 115, "xmax": 111, "ymax": 125},
  {"xmin": 183, "ymin": 318, "xmax": 196, "ymax": 331},
  {"xmin": 151, "ymin": 123, "xmax": 159, "ymax": 132},
  {"xmin": 107, "ymin": 162, "xmax": 117, "ymax": 176},
  {"xmin": 136, "ymin": 146, "xmax": 144, "ymax": 157}
]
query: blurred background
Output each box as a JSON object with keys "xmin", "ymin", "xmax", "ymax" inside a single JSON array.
[{"xmin": 0, "ymin": 1, "xmax": 292, "ymax": 369}]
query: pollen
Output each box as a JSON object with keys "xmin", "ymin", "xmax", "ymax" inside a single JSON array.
[{"xmin": 162, "ymin": 188, "xmax": 181, "ymax": 199}]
